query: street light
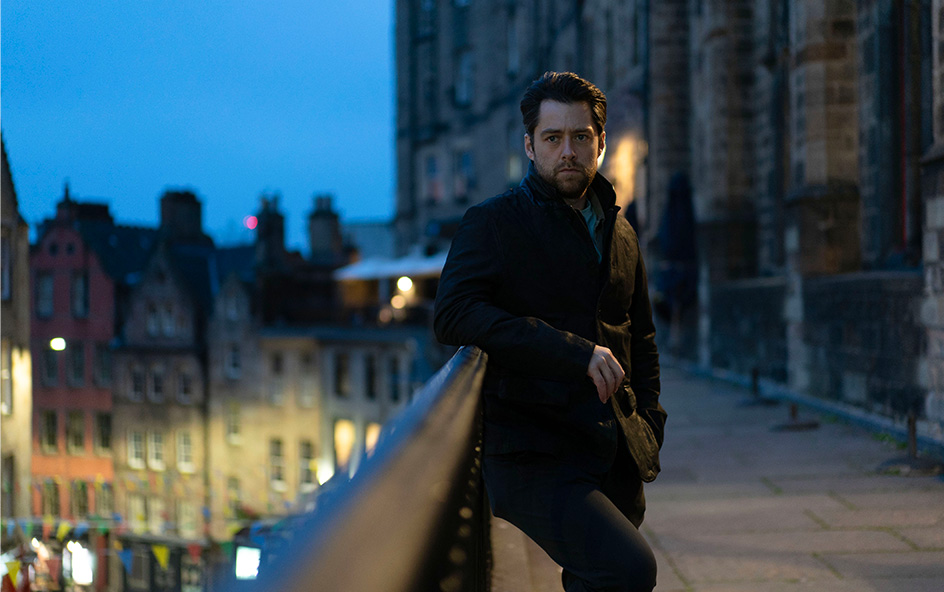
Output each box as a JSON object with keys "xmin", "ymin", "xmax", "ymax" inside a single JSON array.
[
  {"xmin": 397, "ymin": 276, "xmax": 413, "ymax": 292},
  {"xmin": 50, "ymin": 338, "xmax": 66, "ymax": 351}
]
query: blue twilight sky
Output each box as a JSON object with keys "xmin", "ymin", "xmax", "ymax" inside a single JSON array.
[{"xmin": 1, "ymin": 1, "xmax": 395, "ymax": 251}]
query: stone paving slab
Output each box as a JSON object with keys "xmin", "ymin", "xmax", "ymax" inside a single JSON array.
[
  {"xmin": 818, "ymin": 551, "xmax": 944, "ymax": 580},
  {"xmin": 653, "ymin": 529, "xmax": 912, "ymax": 554},
  {"xmin": 898, "ymin": 526, "xmax": 944, "ymax": 549}
]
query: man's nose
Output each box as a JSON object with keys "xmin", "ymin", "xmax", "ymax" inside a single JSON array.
[{"xmin": 561, "ymin": 137, "xmax": 576, "ymax": 159}]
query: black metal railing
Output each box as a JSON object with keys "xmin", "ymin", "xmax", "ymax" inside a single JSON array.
[{"xmin": 242, "ymin": 346, "xmax": 489, "ymax": 592}]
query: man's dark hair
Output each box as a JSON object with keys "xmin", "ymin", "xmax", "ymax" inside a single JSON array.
[{"xmin": 520, "ymin": 71, "xmax": 607, "ymax": 138}]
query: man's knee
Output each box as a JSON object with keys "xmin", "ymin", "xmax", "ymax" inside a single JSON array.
[{"xmin": 565, "ymin": 547, "xmax": 656, "ymax": 592}]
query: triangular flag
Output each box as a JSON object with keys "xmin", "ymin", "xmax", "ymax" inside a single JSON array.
[
  {"xmin": 4, "ymin": 562, "xmax": 20, "ymax": 587},
  {"xmin": 56, "ymin": 521, "xmax": 71, "ymax": 541},
  {"xmin": 113, "ymin": 539, "xmax": 123, "ymax": 551},
  {"xmin": 118, "ymin": 549, "xmax": 133, "ymax": 574},
  {"xmin": 75, "ymin": 522, "xmax": 89, "ymax": 537},
  {"xmin": 23, "ymin": 521, "xmax": 33, "ymax": 538},
  {"xmin": 187, "ymin": 543, "xmax": 202, "ymax": 563},
  {"xmin": 152, "ymin": 544, "xmax": 170, "ymax": 571}
]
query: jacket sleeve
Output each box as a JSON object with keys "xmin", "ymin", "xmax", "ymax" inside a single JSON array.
[
  {"xmin": 628, "ymin": 239, "xmax": 667, "ymax": 448},
  {"xmin": 434, "ymin": 204, "xmax": 596, "ymax": 381}
]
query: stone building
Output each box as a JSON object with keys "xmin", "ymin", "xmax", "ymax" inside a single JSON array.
[
  {"xmin": 1, "ymin": 138, "xmax": 33, "ymax": 536},
  {"xmin": 395, "ymin": 0, "xmax": 944, "ymax": 442}
]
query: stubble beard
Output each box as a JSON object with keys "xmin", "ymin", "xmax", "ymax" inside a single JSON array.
[{"xmin": 535, "ymin": 159, "xmax": 595, "ymax": 202}]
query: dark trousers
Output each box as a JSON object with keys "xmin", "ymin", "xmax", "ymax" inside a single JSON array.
[{"xmin": 483, "ymin": 439, "xmax": 657, "ymax": 592}]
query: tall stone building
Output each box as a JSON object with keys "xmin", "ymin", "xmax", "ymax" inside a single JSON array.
[
  {"xmin": 1, "ymin": 139, "xmax": 33, "ymax": 536},
  {"xmin": 396, "ymin": 0, "xmax": 944, "ymax": 443}
]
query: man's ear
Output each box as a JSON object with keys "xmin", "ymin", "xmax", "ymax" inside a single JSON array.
[
  {"xmin": 598, "ymin": 131, "xmax": 606, "ymax": 158},
  {"xmin": 524, "ymin": 133, "xmax": 535, "ymax": 161}
]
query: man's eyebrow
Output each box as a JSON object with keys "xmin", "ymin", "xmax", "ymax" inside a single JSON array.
[{"xmin": 538, "ymin": 126, "xmax": 594, "ymax": 136}]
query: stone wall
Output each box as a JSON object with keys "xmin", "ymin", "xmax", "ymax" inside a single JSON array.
[
  {"xmin": 708, "ymin": 277, "xmax": 788, "ymax": 382},
  {"xmin": 803, "ymin": 272, "xmax": 925, "ymax": 415}
]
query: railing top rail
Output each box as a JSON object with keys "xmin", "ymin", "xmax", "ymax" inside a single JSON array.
[{"xmin": 251, "ymin": 346, "xmax": 487, "ymax": 592}]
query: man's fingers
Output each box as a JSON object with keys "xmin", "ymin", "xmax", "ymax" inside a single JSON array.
[{"xmin": 587, "ymin": 345, "xmax": 625, "ymax": 404}]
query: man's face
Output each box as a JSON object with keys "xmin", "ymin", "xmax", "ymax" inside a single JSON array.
[{"xmin": 524, "ymin": 99, "xmax": 605, "ymax": 202}]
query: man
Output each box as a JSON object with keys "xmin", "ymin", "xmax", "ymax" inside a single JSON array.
[{"xmin": 434, "ymin": 72, "xmax": 665, "ymax": 592}]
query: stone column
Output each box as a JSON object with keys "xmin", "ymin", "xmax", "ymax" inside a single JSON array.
[{"xmin": 784, "ymin": 0, "xmax": 861, "ymax": 392}]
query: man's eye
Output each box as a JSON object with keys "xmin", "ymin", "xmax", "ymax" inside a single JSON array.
[
  {"xmin": 576, "ymin": 134, "xmax": 588, "ymax": 141},
  {"xmin": 546, "ymin": 136, "xmax": 558, "ymax": 142}
]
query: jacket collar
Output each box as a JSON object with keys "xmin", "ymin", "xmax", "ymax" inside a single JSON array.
[{"xmin": 520, "ymin": 161, "xmax": 619, "ymax": 211}]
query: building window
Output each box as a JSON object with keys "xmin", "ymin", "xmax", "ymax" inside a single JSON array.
[
  {"xmin": 95, "ymin": 482, "xmax": 114, "ymax": 517},
  {"xmin": 389, "ymin": 356, "xmax": 402, "ymax": 403},
  {"xmin": 68, "ymin": 341, "xmax": 85, "ymax": 386},
  {"xmin": 0, "ymin": 236, "xmax": 10, "ymax": 301},
  {"xmin": 226, "ymin": 344, "xmax": 241, "ymax": 379},
  {"xmin": 128, "ymin": 493, "xmax": 147, "ymax": 533},
  {"xmin": 161, "ymin": 303, "xmax": 175, "ymax": 337},
  {"xmin": 130, "ymin": 367, "xmax": 145, "ymax": 401},
  {"xmin": 177, "ymin": 499, "xmax": 198, "ymax": 538},
  {"xmin": 149, "ymin": 366, "xmax": 165, "ymax": 403},
  {"xmin": 226, "ymin": 402, "xmax": 240, "ymax": 444},
  {"xmin": 71, "ymin": 480, "xmax": 89, "ymax": 518},
  {"xmin": 42, "ymin": 480, "xmax": 60, "ymax": 516},
  {"xmin": 35, "ymin": 271, "xmax": 54, "ymax": 318},
  {"xmin": 226, "ymin": 477, "xmax": 240, "ymax": 517},
  {"xmin": 95, "ymin": 413, "xmax": 112, "ymax": 453},
  {"xmin": 71, "ymin": 272, "xmax": 89, "ymax": 318},
  {"xmin": 128, "ymin": 430, "xmax": 145, "ymax": 469},
  {"xmin": 146, "ymin": 303, "xmax": 159, "ymax": 336},
  {"xmin": 299, "ymin": 440, "xmax": 315, "ymax": 490},
  {"xmin": 148, "ymin": 432, "xmax": 165, "ymax": 470},
  {"xmin": 1, "ymin": 343, "xmax": 12, "ymax": 415},
  {"xmin": 177, "ymin": 431, "xmax": 194, "ymax": 473},
  {"xmin": 42, "ymin": 349, "xmax": 58, "ymax": 386},
  {"xmin": 41, "ymin": 410, "xmax": 58, "ymax": 452},
  {"xmin": 94, "ymin": 343, "xmax": 112, "ymax": 386},
  {"xmin": 177, "ymin": 372, "xmax": 193, "ymax": 404},
  {"xmin": 424, "ymin": 156, "xmax": 443, "ymax": 205},
  {"xmin": 148, "ymin": 496, "xmax": 164, "ymax": 534},
  {"xmin": 66, "ymin": 411, "xmax": 85, "ymax": 454},
  {"xmin": 333, "ymin": 418, "xmax": 356, "ymax": 475},
  {"xmin": 334, "ymin": 352, "xmax": 351, "ymax": 398},
  {"xmin": 270, "ymin": 438, "xmax": 285, "ymax": 488}
]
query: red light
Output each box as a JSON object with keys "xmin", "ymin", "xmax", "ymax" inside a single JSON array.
[{"xmin": 243, "ymin": 216, "xmax": 258, "ymax": 230}]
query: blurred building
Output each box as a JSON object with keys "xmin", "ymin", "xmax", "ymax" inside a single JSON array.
[
  {"xmin": 394, "ymin": 1, "xmax": 944, "ymax": 442},
  {"xmin": 1, "ymin": 138, "xmax": 33, "ymax": 539}
]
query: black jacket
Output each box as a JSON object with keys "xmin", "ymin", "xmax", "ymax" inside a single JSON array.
[{"xmin": 434, "ymin": 165, "xmax": 665, "ymax": 482}]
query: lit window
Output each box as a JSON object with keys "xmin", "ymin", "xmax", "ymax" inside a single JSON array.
[
  {"xmin": 128, "ymin": 431, "xmax": 145, "ymax": 469},
  {"xmin": 128, "ymin": 493, "xmax": 147, "ymax": 534},
  {"xmin": 42, "ymin": 480, "xmax": 60, "ymax": 515},
  {"xmin": 148, "ymin": 432, "xmax": 165, "ymax": 470},
  {"xmin": 177, "ymin": 500, "xmax": 198, "ymax": 539},
  {"xmin": 299, "ymin": 440, "xmax": 315, "ymax": 489},
  {"xmin": 177, "ymin": 431, "xmax": 194, "ymax": 473},
  {"xmin": 72, "ymin": 480, "xmax": 89, "ymax": 518},
  {"xmin": 148, "ymin": 496, "xmax": 164, "ymax": 534},
  {"xmin": 96, "ymin": 482, "xmax": 114, "ymax": 516}
]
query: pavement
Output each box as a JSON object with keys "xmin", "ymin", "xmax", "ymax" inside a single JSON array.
[{"xmin": 490, "ymin": 365, "xmax": 944, "ymax": 592}]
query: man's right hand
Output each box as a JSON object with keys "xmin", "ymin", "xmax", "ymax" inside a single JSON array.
[{"xmin": 587, "ymin": 345, "xmax": 624, "ymax": 404}]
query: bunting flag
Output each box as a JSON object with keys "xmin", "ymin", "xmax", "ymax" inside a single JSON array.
[
  {"xmin": 113, "ymin": 539, "xmax": 123, "ymax": 551},
  {"xmin": 153, "ymin": 545, "xmax": 170, "ymax": 571},
  {"xmin": 4, "ymin": 521, "xmax": 13, "ymax": 537},
  {"xmin": 117, "ymin": 549, "xmax": 133, "ymax": 574},
  {"xmin": 56, "ymin": 521, "xmax": 71, "ymax": 541},
  {"xmin": 186, "ymin": 543, "xmax": 202, "ymax": 563},
  {"xmin": 75, "ymin": 522, "xmax": 90, "ymax": 538},
  {"xmin": 220, "ymin": 541, "xmax": 233, "ymax": 558},
  {"xmin": 23, "ymin": 521, "xmax": 33, "ymax": 538},
  {"xmin": 4, "ymin": 562, "xmax": 20, "ymax": 587}
]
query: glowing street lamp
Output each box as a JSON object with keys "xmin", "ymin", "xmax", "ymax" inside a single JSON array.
[
  {"xmin": 49, "ymin": 338, "xmax": 66, "ymax": 351},
  {"xmin": 397, "ymin": 276, "xmax": 413, "ymax": 292}
]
